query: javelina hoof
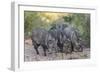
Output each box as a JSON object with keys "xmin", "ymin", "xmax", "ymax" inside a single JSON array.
[{"xmin": 44, "ymin": 53, "xmax": 47, "ymax": 56}]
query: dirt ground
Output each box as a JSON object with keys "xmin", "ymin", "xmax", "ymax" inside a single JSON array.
[{"xmin": 24, "ymin": 39, "xmax": 90, "ymax": 62}]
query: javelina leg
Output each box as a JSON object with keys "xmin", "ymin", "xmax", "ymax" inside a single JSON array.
[
  {"xmin": 78, "ymin": 45, "xmax": 83, "ymax": 52},
  {"xmin": 57, "ymin": 43, "xmax": 63, "ymax": 53},
  {"xmin": 42, "ymin": 45, "xmax": 47, "ymax": 56},
  {"xmin": 70, "ymin": 41, "xmax": 74, "ymax": 53},
  {"xmin": 34, "ymin": 44, "xmax": 39, "ymax": 55},
  {"xmin": 32, "ymin": 40, "xmax": 39, "ymax": 55}
]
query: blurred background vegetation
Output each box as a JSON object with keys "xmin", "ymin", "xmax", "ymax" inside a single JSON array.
[{"xmin": 24, "ymin": 11, "xmax": 90, "ymax": 47}]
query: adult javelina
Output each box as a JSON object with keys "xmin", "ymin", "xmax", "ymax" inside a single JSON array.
[
  {"xmin": 31, "ymin": 28, "xmax": 57, "ymax": 56},
  {"xmin": 63, "ymin": 26, "xmax": 83, "ymax": 53},
  {"xmin": 49, "ymin": 24, "xmax": 68, "ymax": 52}
]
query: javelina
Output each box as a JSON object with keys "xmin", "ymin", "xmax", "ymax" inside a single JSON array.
[
  {"xmin": 49, "ymin": 24, "xmax": 68, "ymax": 52},
  {"xmin": 31, "ymin": 28, "xmax": 57, "ymax": 56},
  {"xmin": 63, "ymin": 26, "xmax": 83, "ymax": 53}
]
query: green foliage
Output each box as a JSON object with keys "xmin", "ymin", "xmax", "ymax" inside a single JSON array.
[
  {"xmin": 24, "ymin": 11, "xmax": 51, "ymax": 37},
  {"xmin": 63, "ymin": 16, "xmax": 72, "ymax": 23},
  {"xmin": 24, "ymin": 11, "xmax": 38, "ymax": 37}
]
